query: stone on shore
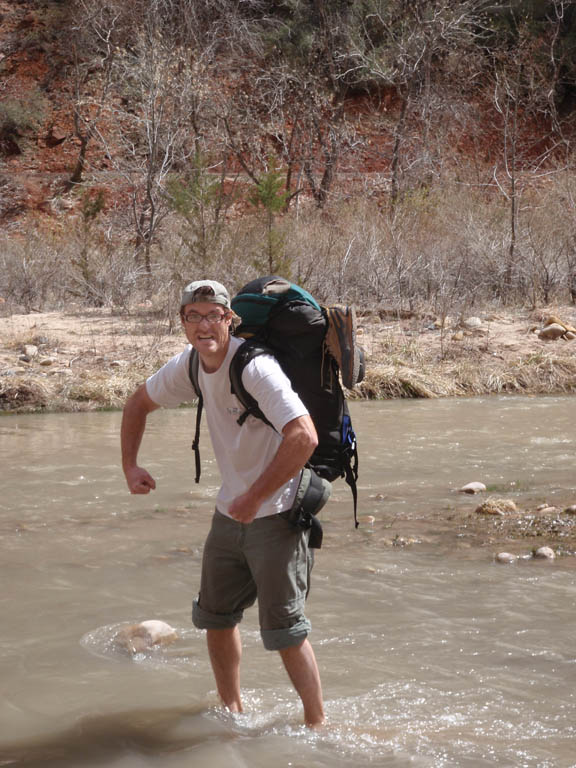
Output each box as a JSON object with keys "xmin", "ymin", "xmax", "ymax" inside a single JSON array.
[
  {"xmin": 538, "ymin": 323, "xmax": 566, "ymax": 340},
  {"xmin": 24, "ymin": 344, "xmax": 39, "ymax": 359},
  {"xmin": 564, "ymin": 505, "xmax": 576, "ymax": 515}
]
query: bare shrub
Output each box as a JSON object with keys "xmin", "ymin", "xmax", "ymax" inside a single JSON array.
[
  {"xmin": 0, "ymin": 234, "xmax": 64, "ymax": 312},
  {"xmin": 3, "ymin": 172, "xmax": 576, "ymax": 318}
]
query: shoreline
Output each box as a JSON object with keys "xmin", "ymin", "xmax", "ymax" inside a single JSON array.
[{"xmin": 1, "ymin": 305, "xmax": 576, "ymax": 414}]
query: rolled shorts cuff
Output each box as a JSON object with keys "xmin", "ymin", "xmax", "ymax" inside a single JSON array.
[
  {"xmin": 261, "ymin": 617, "xmax": 311, "ymax": 651},
  {"xmin": 192, "ymin": 598, "xmax": 243, "ymax": 630}
]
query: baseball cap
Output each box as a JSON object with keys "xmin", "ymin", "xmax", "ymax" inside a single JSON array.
[{"xmin": 180, "ymin": 280, "xmax": 231, "ymax": 309}]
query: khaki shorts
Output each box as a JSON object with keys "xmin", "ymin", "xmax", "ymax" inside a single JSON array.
[{"xmin": 192, "ymin": 510, "xmax": 313, "ymax": 651}]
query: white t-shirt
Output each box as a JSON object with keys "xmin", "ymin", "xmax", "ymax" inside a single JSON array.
[{"xmin": 145, "ymin": 336, "xmax": 308, "ymax": 518}]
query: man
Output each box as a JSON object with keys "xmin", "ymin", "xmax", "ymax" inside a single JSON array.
[{"xmin": 121, "ymin": 279, "xmax": 326, "ymax": 727}]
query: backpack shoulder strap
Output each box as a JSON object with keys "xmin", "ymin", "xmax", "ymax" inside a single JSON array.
[
  {"xmin": 188, "ymin": 346, "xmax": 201, "ymax": 398},
  {"xmin": 188, "ymin": 348, "xmax": 203, "ymax": 483},
  {"xmin": 229, "ymin": 341, "xmax": 276, "ymax": 430}
]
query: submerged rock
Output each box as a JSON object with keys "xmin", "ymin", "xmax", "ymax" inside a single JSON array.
[
  {"xmin": 114, "ymin": 619, "xmax": 178, "ymax": 655},
  {"xmin": 460, "ymin": 482, "xmax": 486, "ymax": 494},
  {"xmin": 495, "ymin": 552, "xmax": 517, "ymax": 564},
  {"xmin": 475, "ymin": 498, "xmax": 517, "ymax": 516},
  {"xmin": 532, "ymin": 546, "xmax": 555, "ymax": 560}
]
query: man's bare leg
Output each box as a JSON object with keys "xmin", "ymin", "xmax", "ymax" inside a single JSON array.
[
  {"xmin": 278, "ymin": 638, "xmax": 324, "ymax": 727},
  {"xmin": 206, "ymin": 626, "xmax": 243, "ymax": 713}
]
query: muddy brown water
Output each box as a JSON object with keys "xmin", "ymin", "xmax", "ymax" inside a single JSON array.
[{"xmin": 1, "ymin": 396, "xmax": 575, "ymax": 767}]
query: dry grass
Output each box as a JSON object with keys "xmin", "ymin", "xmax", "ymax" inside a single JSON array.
[
  {"xmin": 0, "ymin": 375, "xmax": 51, "ymax": 412},
  {"xmin": 353, "ymin": 356, "xmax": 576, "ymax": 401}
]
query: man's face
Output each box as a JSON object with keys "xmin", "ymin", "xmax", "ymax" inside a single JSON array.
[{"xmin": 181, "ymin": 301, "xmax": 232, "ymax": 361}]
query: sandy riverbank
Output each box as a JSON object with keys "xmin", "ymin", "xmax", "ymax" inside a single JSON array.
[{"xmin": 1, "ymin": 303, "xmax": 576, "ymax": 413}]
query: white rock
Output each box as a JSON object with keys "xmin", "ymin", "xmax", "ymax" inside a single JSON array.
[
  {"xmin": 495, "ymin": 552, "xmax": 517, "ymax": 564},
  {"xmin": 538, "ymin": 323, "xmax": 565, "ymax": 340},
  {"xmin": 533, "ymin": 546, "xmax": 555, "ymax": 560},
  {"xmin": 460, "ymin": 482, "xmax": 487, "ymax": 494},
  {"xmin": 565, "ymin": 331, "xmax": 576, "ymax": 340},
  {"xmin": 536, "ymin": 506, "xmax": 557, "ymax": 515},
  {"xmin": 114, "ymin": 619, "xmax": 178, "ymax": 654},
  {"xmin": 463, "ymin": 316, "xmax": 482, "ymax": 328},
  {"xmin": 24, "ymin": 344, "xmax": 39, "ymax": 358},
  {"xmin": 138, "ymin": 619, "xmax": 177, "ymax": 643}
]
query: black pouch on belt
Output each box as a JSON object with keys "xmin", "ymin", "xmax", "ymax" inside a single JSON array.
[{"xmin": 281, "ymin": 467, "xmax": 332, "ymax": 549}]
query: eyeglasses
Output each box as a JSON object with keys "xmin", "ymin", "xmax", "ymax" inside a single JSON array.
[{"xmin": 182, "ymin": 310, "xmax": 229, "ymax": 324}]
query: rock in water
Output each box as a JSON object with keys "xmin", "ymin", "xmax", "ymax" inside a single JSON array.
[
  {"xmin": 533, "ymin": 546, "xmax": 555, "ymax": 560},
  {"xmin": 475, "ymin": 498, "xmax": 517, "ymax": 516},
  {"xmin": 495, "ymin": 552, "xmax": 517, "ymax": 564},
  {"xmin": 460, "ymin": 482, "xmax": 486, "ymax": 494},
  {"xmin": 114, "ymin": 620, "xmax": 178, "ymax": 654}
]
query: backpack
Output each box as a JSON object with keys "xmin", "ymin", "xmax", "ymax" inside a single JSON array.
[{"xmin": 188, "ymin": 276, "xmax": 364, "ymax": 528}]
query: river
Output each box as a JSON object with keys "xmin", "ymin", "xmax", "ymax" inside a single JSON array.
[{"xmin": 1, "ymin": 396, "xmax": 575, "ymax": 767}]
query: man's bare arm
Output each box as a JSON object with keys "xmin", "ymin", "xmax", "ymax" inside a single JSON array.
[
  {"xmin": 121, "ymin": 384, "xmax": 160, "ymax": 494},
  {"xmin": 228, "ymin": 414, "xmax": 318, "ymax": 523}
]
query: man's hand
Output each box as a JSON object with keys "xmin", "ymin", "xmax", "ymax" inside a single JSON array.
[
  {"xmin": 227, "ymin": 415, "xmax": 318, "ymax": 525},
  {"xmin": 228, "ymin": 491, "xmax": 261, "ymax": 524},
  {"xmin": 121, "ymin": 384, "xmax": 160, "ymax": 495},
  {"xmin": 124, "ymin": 466, "xmax": 157, "ymax": 495}
]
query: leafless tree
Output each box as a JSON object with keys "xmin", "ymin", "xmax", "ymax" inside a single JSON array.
[
  {"xmin": 65, "ymin": 3, "xmax": 120, "ymax": 190},
  {"xmin": 342, "ymin": 0, "xmax": 492, "ymax": 209},
  {"xmin": 81, "ymin": 1, "xmax": 222, "ymax": 276}
]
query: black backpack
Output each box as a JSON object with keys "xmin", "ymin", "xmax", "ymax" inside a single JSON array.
[{"xmin": 188, "ymin": 276, "xmax": 363, "ymax": 527}]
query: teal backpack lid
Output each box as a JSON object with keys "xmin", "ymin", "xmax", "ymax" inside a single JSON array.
[{"xmin": 231, "ymin": 277, "xmax": 322, "ymax": 330}]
